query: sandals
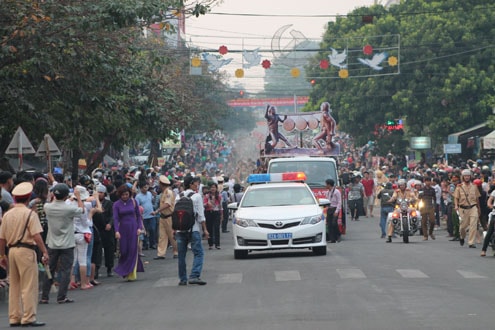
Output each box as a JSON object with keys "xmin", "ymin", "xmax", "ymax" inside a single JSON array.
[
  {"xmin": 480, "ymin": 251, "xmax": 486, "ymax": 257},
  {"xmin": 69, "ymin": 282, "xmax": 79, "ymax": 290},
  {"xmin": 57, "ymin": 297, "xmax": 74, "ymax": 304}
]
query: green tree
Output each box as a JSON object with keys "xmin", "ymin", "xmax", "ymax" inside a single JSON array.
[
  {"xmin": 305, "ymin": 0, "xmax": 495, "ymax": 155},
  {"xmin": 0, "ymin": 0, "xmax": 226, "ymax": 173}
]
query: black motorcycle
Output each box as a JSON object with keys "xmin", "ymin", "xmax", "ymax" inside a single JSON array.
[{"xmin": 389, "ymin": 198, "xmax": 420, "ymax": 243}]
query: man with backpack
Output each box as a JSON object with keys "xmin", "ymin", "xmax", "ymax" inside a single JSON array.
[{"xmin": 174, "ymin": 175, "xmax": 209, "ymax": 286}]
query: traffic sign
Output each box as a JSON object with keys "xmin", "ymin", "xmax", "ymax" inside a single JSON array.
[{"xmin": 443, "ymin": 143, "xmax": 461, "ymax": 154}]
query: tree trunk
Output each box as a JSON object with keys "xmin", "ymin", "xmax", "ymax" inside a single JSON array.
[
  {"xmin": 71, "ymin": 148, "xmax": 81, "ymax": 181},
  {"xmin": 149, "ymin": 138, "xmax": 161, "ymax": 167}
]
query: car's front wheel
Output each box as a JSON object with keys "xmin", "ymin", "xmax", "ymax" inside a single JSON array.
[{"xmin": 234, "ymin": 250, "xmax": 248, "ymax": 259}]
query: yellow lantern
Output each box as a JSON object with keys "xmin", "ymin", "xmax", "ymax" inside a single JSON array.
[
  {"xmin": 388, "ymin": 56, "xmax": 398, "ymax": 67},
  {"xmin": 290, "ymin": 67, "xmax": 300, "ymax": 78},
  {"xmin": 339, "ymin": 69, "xmax": 349, "ymax": 79},
  {"xmin": 235, "ymin": 68, "xmax": 244, "ymax": 78},
  {"xmin": 191, "ymin": 57, "xmax": 201, "ymax": 67}
]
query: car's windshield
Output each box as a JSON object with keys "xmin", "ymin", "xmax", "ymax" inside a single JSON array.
[
  {"xmin": 241, "ymin": 186, "xmax": 315, "ymax": 207},
  {"xmin": 268, "ymin": 161, "xmax": 337, "ymax": 188}
]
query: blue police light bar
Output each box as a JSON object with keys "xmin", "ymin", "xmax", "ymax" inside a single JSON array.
[{"xmin": 247, "ymin": 172, "xmax": 307, "ymax": 184}]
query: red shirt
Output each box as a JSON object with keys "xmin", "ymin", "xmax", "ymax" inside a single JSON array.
[{"xmin": 361, "ymin": 179, "xmax": 375, "ymax": 197}]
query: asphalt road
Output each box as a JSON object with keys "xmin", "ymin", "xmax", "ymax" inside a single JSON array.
[{"xmin": 1, "ymin": 211, "xmax": 494, "ymax": 330}]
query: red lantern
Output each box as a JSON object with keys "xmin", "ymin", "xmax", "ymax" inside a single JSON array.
[
  {"xmin": 319, "ymin": 59, "xmax": 329, "ymax": 69},
  {"xmin": 262, "ymin": 59, "xmax": 271, "ymax": 69},
  {"xmin": 363, "ymin": 44, "xmax": 373, "ymax": 55},
  {"xmin": 218, "ymin": 45, "xmax": 228, "ymax": 55}
]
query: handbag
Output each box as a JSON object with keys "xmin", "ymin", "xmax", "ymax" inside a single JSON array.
[{"xmin": 84, "ymin": 232, "xmax": 92, "ymax": 243}]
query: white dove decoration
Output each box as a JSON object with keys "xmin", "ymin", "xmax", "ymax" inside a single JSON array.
[
  {"xmin": 358, "ymin": 52, "xmax": 388, "ymax": 70},
  {"xmin": 242, "ymin": 49, "xmax": 261, "ymax": 68},
  {"xmin": 202, "ymin": 53, "xmax": 233, "ymax": 72},
  {"xmin": 328, "ymin": 48, "xmax": 347, "ymax": 69}
]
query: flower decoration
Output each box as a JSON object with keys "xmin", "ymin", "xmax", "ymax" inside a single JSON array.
[
  {"xmin": 235, "ymin": 68, "xmax": 245, "ymax": 78},
  {"xmin": 363, "ymin": 44, "xmax": 373, "ymax": 55},
  {"xmin": 388, "ymin": 56, "xmax": 398, "ymax": 67},
  {"xmin": 262, "ymin": 59, "xmax": 271, "ymax": 69},
  {"xmin": 191, "ymin": 57, "xmax": 201, "ymax": 67},
  {"xmin": 290, "ymin": 67, "xmax": 300, "ymax": 78},
  {"xmin": 218, "ymin": 45, "xmax": 228, "ymax": 55},
  {"xmin": 338, "ymin": 69, "xmax": 349, "ymax": 79},
  {"xmin": 320, "ymin": 59, "xmax": 329, "ymax": 69}
]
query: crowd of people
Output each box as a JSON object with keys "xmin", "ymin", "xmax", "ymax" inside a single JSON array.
[
  {"xmin": 0, "ymin": 126, "xmax": 494, "ymax": 327},
  {"xmin": 0, "ymin": 130, "xmax": 254, "ymax": 327},
  {"xmin": 334, "ymin": 157, "xmax": 495, "ymax": 255}
]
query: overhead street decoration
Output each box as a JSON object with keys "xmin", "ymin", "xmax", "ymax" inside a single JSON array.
[{"xmin": 189, "ymin": 24, "xmax": 400, "ymax": 80}]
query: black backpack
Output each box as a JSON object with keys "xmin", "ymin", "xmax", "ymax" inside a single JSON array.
[{"xmin": 172, "ymin": 192, "xmax": 196, "ymax": 231}]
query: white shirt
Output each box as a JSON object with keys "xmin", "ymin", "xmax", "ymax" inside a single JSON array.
[{"xmin": 433, "ymin": 184, "xmax": 442, "ymax": 204}]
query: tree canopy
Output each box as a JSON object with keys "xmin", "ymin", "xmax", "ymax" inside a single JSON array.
[
  {"xmin": 305, "ymin": 0, "xmax": 495, "ymax": 156},
  {"xmin": 0, "ymin": 0, "xmax": 227, "ymax": 173}
]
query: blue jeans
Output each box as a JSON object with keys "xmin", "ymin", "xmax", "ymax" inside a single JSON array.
[
  {"xmin": 381, "ymin": 206, "xmax": 394, "ymax": 236},
  {"xmin": 176, "ymin": 231, "xmax": 204, "ymax": 282},
  {"xmin": 143, "ymin": 218, "xmax": 157, "ymax": 248}
]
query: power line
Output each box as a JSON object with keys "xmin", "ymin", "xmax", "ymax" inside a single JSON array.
[{"xmin": 208, "ymin": 5, "xmax": 495, "ymax": 18}]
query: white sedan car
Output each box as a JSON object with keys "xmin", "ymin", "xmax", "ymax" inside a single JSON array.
[{"xmin": 229, "ymin": 173, "xmax": 329, "ymax": 259}]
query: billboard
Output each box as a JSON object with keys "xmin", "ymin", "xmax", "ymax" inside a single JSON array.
[{"xmin": 410, "ymin": 136, "xmax": 431, "ymax": 149}]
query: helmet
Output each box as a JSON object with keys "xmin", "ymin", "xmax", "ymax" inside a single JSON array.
[
  {"xmin": 52, "ymin": 183, "xmax": 70, "ymax": 199},
  {"xmin": 461, "ymin": 169, "xmax": 472, "ymax": 177},
  {"xmin": 397, "ymin": 179, "xmax": 406, "ymax": 186},
  {"xmin": 473, "ymin": 179, "xmax": 482, "ymax": 187},
  {"xmin": 79, "ymin": 175, "xmax": 92, "ymax": 187}
]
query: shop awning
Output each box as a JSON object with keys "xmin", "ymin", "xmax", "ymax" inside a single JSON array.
[
  {"xmin": 482, "ymin": 130, "xmax": 495, "ymax": 149},
  {"xmin": 447, "ymin": 122, "xmax": 489, "ymax": 144}
]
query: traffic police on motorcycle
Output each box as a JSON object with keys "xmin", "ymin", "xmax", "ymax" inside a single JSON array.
[{"xmin": 386, "ymin": 179, "xmax": 416, "ymax": 243}]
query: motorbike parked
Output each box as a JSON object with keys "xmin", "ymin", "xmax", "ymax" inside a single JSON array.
[{"xmin": 389, "ymin": 198, "xmax": 421, "ymax": 243}]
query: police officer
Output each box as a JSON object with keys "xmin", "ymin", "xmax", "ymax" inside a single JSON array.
[
  {"xmin": 325, "ymin": 179, "xmax": 342, "ymax": 243},
  {"xmin": 386, "ymin": 179, "xmax": 416, "ymax": 243},
  {"xmin": 0, "ymin": 182, "xmax": 49, "ymax": 327},
  {"xmin": 377, "ymin": 182, "xmax": 395, "ymax": 238},
  {"xmin": 454, "ymin": 169, "xmax": 480, "ymax": 248},
  {"xmin": 420, "ymin": 177, "xmax": 437, "ymax": 240}
]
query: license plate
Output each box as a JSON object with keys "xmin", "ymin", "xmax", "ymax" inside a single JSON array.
[{"xmin": 267, "ymin": 233, "xmax": 292, "ymax": 240}]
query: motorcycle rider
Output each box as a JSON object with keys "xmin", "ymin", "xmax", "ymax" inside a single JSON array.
[
  {"xmin": 385, "ymin": 179, "xmax": 416, "ymax": 243},
  {"xmin": 377, "ymin": 182, "xmax": 395, "ymax": 238}
]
